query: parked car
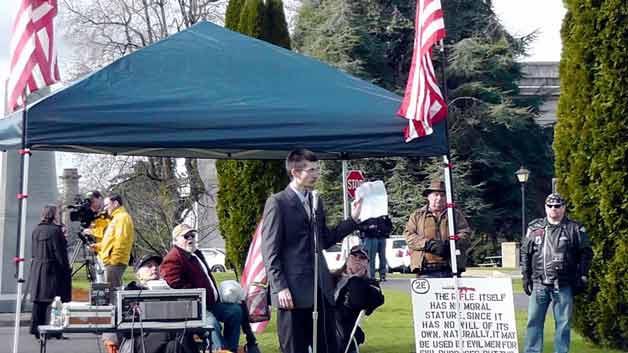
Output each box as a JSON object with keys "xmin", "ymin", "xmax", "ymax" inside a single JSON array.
[
  {"xmin": 375, "ymin": 236, "xmax": 411, "ymax": 273},
  {"xmin": 323, "ymin": 243, "xmax": 344, "ymax": 272},
  {"xmin": 323, "ymin": 237, "xmax": 410, "ymax": 274},
  {"xmin": 199, "ymin": 247, "xmax": 227, "ymax": 272}
]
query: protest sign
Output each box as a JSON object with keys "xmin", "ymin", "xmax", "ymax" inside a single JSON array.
[{"xmin": 410, "ymin": 277, "xmax": 518, "ymax": 353}]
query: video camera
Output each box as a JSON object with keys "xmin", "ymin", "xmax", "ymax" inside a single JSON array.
[{"xmin": 67, "ymin": 194, "xmax": 98, "ymax": 246}]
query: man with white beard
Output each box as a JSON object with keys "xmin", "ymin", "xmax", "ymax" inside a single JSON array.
[{"xmin": 160, "ymin": 224, "xmax": 243, "ymax": 352}]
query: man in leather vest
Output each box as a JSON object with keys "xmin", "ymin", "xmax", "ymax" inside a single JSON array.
[
  {"xmin": 403, "ymin": 179, "xmax": 471, "ymax": 277},
  {"xmin": 520, "ymin": 193, "xmax": 593, "ymax": 353}
]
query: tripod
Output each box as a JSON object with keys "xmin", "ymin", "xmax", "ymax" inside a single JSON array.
[{"xmin": 69, "ymin": 233, "xmax": 104, "ymax": 282}]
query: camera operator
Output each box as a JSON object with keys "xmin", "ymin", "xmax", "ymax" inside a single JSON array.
[{"xmin": 80, "ymin": 191, "xmax": 108, "ymax": 243}]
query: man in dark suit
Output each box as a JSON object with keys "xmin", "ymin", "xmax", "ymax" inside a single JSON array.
[
  {"xmin": 261, "ymin": 149, "xmax": 362, "ymax": 353},
  {"xmin": 161, "ymin": 224, "xmax": 242, "ymax": 352}
]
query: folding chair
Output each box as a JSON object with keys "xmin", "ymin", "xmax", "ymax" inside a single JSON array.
[{"xmin": 343, "ymin": 310, "xmax": 367, "ymax": 353}]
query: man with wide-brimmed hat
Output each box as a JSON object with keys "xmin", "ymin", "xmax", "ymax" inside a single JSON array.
[{"xmin": 403, "ymin": 179, "xmax": 471, "ymax": 277}]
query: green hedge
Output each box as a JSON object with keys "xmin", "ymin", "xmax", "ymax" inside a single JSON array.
[
  {"xmin": 215, "ymin": 160, "xmax": 287, "ymax": 274},
  {"xmin": 555, "ymin": 1, "xmax": 628, "ymax": 349}
]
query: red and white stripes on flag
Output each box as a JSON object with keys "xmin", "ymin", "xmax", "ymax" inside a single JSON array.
[
  {"xmin": 397, "ymin": 0, "xmax": 447, "ymax": 142},
  {"xmin": 240, "ymin": 221, "xmax": 270, "ymax": 333},
  {"xmin": 7, "ymin": 0, "xmax": 60, "ymax": 112}
]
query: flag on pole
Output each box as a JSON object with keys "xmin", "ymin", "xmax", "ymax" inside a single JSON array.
[
  {"xmin": 241, "ymin": 220, "xmax": 270, "ymax": 333},
  {"xmin": 397, "ymin": 0, "xmax": 447, "ymax": 142},
  {"xmin": 7, "ymin": 0, "xmax": 61, "ymax": 112}
]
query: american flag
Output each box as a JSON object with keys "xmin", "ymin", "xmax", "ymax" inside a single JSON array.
[
  {"xmin": 240, "ymin": 221, "xmax": 270, "ymax": 333},
  {"xmin": 7, "ymin": 0, "xmax": 60, "ymax": 112},
  {"xmin": 397, "ymin": 0, "xmax": 447, "ymax": 142}
]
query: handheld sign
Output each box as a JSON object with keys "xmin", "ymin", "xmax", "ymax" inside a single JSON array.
[{"xmin": 410, "ymin": 278, "xmax": 518, "ymax": 353}]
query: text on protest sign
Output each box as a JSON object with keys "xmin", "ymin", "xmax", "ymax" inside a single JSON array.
[{"xmin": 410, "ymin": 278, "xmax": 518, "ymax": 353}]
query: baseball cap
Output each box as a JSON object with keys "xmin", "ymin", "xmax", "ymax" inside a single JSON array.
[
  {"xmin": 134, "ymin": 254, "xmax": 162, "ymax": 272},
  {"xmin": 349, "ymin": 245, "xmax": 368, "ymax": 258},
  {"xmin": 172, "ymin": 223, "xmax": 196, "ymax": 239}
]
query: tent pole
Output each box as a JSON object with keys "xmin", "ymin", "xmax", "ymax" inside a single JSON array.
[
  {"xmin": 340, "ymin": 160, "xmax": 354, "ymax": 260},
  {"xmin": 342, "ymin": 160, "xmax": 349, "ymax": 220},
  {"xmin": 437, "ymin": 38, "xmax": 463, "ymax": 353},
  {"xmin": 12, "ymin": 93, "xmax": 30, "ymax": 353}
]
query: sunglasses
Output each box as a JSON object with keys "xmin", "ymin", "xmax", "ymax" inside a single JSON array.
[
  {"xmin": 181, "ymin": 233, "xmax": 196, "ymax": 240},
  {"xmin": 351, "ymin": 253, "xmax": 368, "ymax": 260},
  {"xmin": 546, "ymin": 204, "xmax": 563, "ymax": 209}
]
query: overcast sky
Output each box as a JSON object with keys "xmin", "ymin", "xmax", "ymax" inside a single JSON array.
[{"xmin": 0, "ymin": 0, "xmax": 566, "ymax": 120}]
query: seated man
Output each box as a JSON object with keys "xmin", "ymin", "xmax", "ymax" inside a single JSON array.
[
  {"xmin": 333, "ymin": 246, "xmax": 385, "ymax": 353},
  {"xmin": 161, "ymin": 224, "xmax": 243, "ymax": 352},
  {"xmin": 119, "ymin": 254, "xmax": 196, "ymax": 353}
]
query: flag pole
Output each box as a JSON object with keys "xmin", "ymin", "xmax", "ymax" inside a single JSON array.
[
  {"xmin": 12, "ymin": 90, "xmax": 31, "ymax": 353},
  {"xmin": 437, "ymin": 39, "xmax": 464, "ymax": 353}
]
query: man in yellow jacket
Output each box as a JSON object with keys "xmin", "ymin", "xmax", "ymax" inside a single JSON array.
[
  {"xmin": 91, "ymin": 194, "xmax": 135, "ymax": 288},
  {"xmin": 90, "ymin": 194, "xmax": 134, "ymax": 353}
]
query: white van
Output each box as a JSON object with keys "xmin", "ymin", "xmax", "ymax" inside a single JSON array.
[{"xmin": 375, "ymin": 236, "xmax": 411, "ymax": 273}]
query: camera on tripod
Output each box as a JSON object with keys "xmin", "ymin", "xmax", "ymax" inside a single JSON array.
[
  {"xmin": 66, "ymin": 192, "xmax": 105, "ymax": 282},
  {"xmin": 67, "ymin": 195, "xmax": 97, "ymax": 244}
]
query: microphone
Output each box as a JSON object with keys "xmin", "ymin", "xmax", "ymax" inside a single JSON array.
[{"xmin": 311, "ymin": 190, "xmax": 319, "ymax": 215}]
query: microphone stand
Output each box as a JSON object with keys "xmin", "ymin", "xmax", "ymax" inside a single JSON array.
[{"xmin": 311, "ymin": 191, "xmax": 319, "ymax": 353}]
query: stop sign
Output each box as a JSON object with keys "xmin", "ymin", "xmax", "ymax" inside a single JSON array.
[{"xmin": 346, "ymin": 170, "xmax": 365, "ymax": 199}]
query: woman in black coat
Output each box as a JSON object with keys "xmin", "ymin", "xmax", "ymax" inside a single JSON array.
[{"xmin": 29, "ymin": 205, "xmax": 71, "ymax": 338}]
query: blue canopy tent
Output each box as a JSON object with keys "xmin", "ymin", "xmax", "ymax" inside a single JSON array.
[
  {"xmin": 1, "ymin": 21, "xmax": 447, "ymax": 158},
  {"xmin": 4, "ymin": 21, "xmax": 452, "ymax": 353}
]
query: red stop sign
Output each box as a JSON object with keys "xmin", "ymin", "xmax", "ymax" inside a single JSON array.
[{"xmin": 346, "ymin": 170, "xmax": 365, "ymax": 199}]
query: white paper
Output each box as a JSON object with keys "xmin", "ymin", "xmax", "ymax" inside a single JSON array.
[{"xmin": 355, "ymin": 180, "xmax": 388, "ymax": 221}]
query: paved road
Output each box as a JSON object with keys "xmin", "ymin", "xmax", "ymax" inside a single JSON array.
[{"xmin": 380, "ymin": 278, "xmax": 529, "ymax": 309}]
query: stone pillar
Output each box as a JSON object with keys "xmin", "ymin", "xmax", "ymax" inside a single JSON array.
[
  {"xmin": 501, "ymin": 242, "xmax": 520, "ymax": 269},
  {"xmin": 197, "ymin": 159, "xmax": 224, "ymax": 249},
  {"xmin": 0, "ymin": 151, "xmax": 58, "ymax": 312},
  {"xmin": 59, "ymin": 169, "xmax": 82, "ymax": 246}
]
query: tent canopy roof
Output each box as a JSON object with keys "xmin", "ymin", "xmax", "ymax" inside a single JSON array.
[{"xmin": 1, "ymin": 21, "xmax": 447, "ymax": 159}]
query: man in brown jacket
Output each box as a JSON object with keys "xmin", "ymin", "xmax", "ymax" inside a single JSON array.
[{"xmin": 403, "ymin": 180, "xmax": 471, "ymax": 277}]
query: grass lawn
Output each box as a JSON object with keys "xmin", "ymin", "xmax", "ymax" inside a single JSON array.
[{"xmin": 72, "ymin": 270, "xmax": 620, "ymax": 353}]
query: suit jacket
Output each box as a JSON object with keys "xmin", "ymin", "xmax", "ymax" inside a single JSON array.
[
  {"xmin": 261, "ymin": 186, "xmax": 357, "ymax": 309},
  {"xmin": 160, "ymin": 246, "xmax": 220, "ymax": 308}
]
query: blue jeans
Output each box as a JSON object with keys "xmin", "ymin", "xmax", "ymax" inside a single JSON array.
[
  {"xmin": 205, "ymin": 302, "xmax": 243, "ymax": 352},
  {"xmin": 363, "ymin": 238, "xmax": 386, "ymax": 279},
  {"xmin": 524, "ymin": 285, "xmax": 573, "ymax": 353}
]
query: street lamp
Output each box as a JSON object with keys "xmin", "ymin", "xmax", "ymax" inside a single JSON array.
[{"xmin": 515, "ymin": 166, "xmax": 530, "ymax": 238}]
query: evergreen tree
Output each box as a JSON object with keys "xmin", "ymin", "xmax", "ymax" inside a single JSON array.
[
  {"xmin": 264, "ymin": 0, "xmax": 291, "ymax": 49},
  {"xmin": 216, "ymin": 160, "xmax": 288, "ymax": 274},
  {"xmin": 225, "ymin": 0, "xmax": 245, "ymax": 29},
  {"xmin": 238, "ymin": 0, "xmax": 266, "ymax": 38},
  {"xmin": 294, "ymin": 0, "xmax": 553, "ymax": 251},
  {"xmin": 555, "ymin": 1, "xmax": 628, "ymax": 348},
  {"xmin": 216, "ymin": 0, "xmax": 292, "ymax": 274}
]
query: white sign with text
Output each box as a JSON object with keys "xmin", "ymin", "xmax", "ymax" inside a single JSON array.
[{"xmin": 410, "ymin": 278, "xmax": 518, "ymax": 353}]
